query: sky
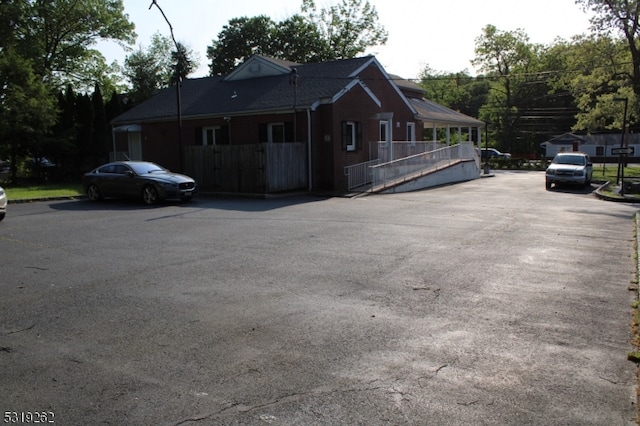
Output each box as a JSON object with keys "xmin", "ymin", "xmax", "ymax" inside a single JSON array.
[{"xmin": 99, "ymin": 0, "xmax": 595, "ymax": 80}]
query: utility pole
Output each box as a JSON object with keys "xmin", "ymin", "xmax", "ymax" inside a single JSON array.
[
  {"xmin": 613, "ymin": 97, "xmax": 628, "ymax": 194},
  {"xmin": 149, "ymin": 0, "xmax": 183, "ymax": 172}
]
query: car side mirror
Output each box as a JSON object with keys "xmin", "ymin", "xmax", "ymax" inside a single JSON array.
[{"xmin": 125, "ymin": 170, "xmax": 134, "ymax": 177}]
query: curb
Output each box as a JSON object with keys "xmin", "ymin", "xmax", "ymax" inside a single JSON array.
[
  {"xmin": 594, "ymin": 181, "xmax": 640, "ymax": 203},
  {"xmin": 8, "ymin": 195, "xmax": 87, "ymax": 204}
]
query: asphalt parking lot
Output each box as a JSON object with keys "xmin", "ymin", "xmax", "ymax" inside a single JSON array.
[{"xmin": 1, "ymin": 171, "xmax": 639, "ymax": 425}]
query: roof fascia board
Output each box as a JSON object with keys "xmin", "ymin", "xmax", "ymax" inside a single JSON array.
[
  {"xmin": 349, "ymin": 56, "xmax": 417, "ymax": 115},
  {"xmin": 420, "ymin": 118, "xmax": 484, "ymax": 127},
  {"xmin": 310, "ymin": 78, "xmax": 382, "ymax": 111},
  {"xmin": 336, "ymin": 79, "xmax": 381, "ymax": 107},
  {"xmin": 124, "ymin": 108, "xmax": 312, "ymax": 124}
]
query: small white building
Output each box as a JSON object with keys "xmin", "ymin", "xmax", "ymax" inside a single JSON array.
[{"xmin": 541, "ymin": 132, "xmax": 640, "ymax": 160}]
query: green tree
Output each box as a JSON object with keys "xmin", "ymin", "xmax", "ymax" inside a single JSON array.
[
  {"xmin": 546, "ymin": 34, "xmax": 634, "ymax": 133},
  {"xmin": 171, "ymin": 42, "xmax": 197, "ymax": 83},
  {"xmin": 91, "ymin": 83, "xmax": 109, "ymax": 166},
  {"xmin": 419, "ymin": 67, "xmax": 490, "ymax": 120},
  {"xmin": 123, "ymin": 33, "xmax": 174, "ymax": 104},
  {"xmin": 50, "ymin": 86, "xmax": 78, "ymax": 179},
  {"xmin": 207, "ymin": 0, "xmax": 388, "ymax": 75},
  {"xmin": 0, "ymin": 0, "xmax": 28, "ymax": 50},
  {"xmin": 124, "ymin": 34, "xmax": 198, "ymax": 103},
  {"xmin": 302, "ymin": 0, "xmax": 388, "ymax": 60},
  {"xmin": 0, "ymin": 0, "xmax": 136, "ymax": 181},
  {"xmin": 577, "ymin": 0, "xmax": 640, "ymax": 99},
  {"xmin": 207, "ymin": 16, "xmax": 276, "ymax": 75},
  {"xmin": 0, "ymin": 49, "xmax": 57, "ymax": 183},
  {"xmin": 23, "ymin": 0, "xmax": 136, "ymax": 90},
  {"xmin": 472, "ymin": 25, "xmax": 544, "ymax": 154},
  {"xmin": 271, "ymin": 14, "xmax": 331, "ymax": 63},
  {"xmin": 573, "ymin": 0, "xmax": 640, "ymax": 130}
]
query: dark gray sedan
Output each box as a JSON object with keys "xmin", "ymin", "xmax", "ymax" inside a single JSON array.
[{"xmin": 83, "ymin": 161, "xmax": 197, "ymax": 205}]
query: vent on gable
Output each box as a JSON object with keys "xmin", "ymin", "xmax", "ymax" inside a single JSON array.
[{"xmin": 250, "ymin": 63, "xmax": 260, "ymax": 73}]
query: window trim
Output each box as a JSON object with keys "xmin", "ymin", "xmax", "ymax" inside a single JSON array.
[
  {"xmin": 379, "ymin": 120, "xmax": 390, "ymax": 143},
  {"xmin": 345, "ymin": 121, "xmax": 356, "ymax": 152},
  {"xmin": 267, "ymin": 122, "xmax": 285, "ymax": 143},
  {"xmin": 202, "ymin": 126, "xmax": 221, "ymax": 146}
]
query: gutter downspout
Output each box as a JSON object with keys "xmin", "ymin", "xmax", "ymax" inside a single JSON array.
[{"xmin": 307, "ymin": 108, "xmax": 312, "ymax": 191}]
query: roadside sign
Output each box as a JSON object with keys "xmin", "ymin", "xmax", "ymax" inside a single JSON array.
[{"xmin": 611, "ymin": 147, "xmax": 633, "ymax": 155}]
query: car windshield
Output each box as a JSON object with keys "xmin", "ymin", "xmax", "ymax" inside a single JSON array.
[
  {"xmin": 129, "ymin": 162, "xmax": 166, "ymax": 175},
  {"xmin": 553, "ymin": 155, "xmax": 586, "ymax": 166}
]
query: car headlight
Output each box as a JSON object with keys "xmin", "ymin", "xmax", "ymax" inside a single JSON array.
[
  {"xmin": 545, "ymin": 169, "xmax": 555, "ymax": 176},
  {"xmin": 0, "ymin": 188, "xmax": 4, "ymax": 196},
  {"xmin": 160, "ymin": 181, "xmax": 178, "ymax": 190},
  {"xmin": 573, "ymin": 170, "xmax": 585, "ymax": 176}
]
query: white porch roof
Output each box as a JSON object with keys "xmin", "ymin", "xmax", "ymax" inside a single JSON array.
[{"xmin": 410, "ymin": 98, "xmax": 484, "ymax": 127}]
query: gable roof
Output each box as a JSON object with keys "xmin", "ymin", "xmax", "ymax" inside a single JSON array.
[
  {"xmin": 224, "ymin": 55, "xmax": 300, "ymax": 81},
  {"xmin": 112, "ymin": 55, "xmax": 396, "ymax": 125},
  {"xmin": 541, "ymin": 132, "xmax": 586, "ymax": 146}
]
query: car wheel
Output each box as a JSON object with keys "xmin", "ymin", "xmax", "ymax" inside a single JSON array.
[
  {"xmin": 86, "ymin": 184, "xmax": 102, "ymax": 201},
  {"xmin": 545, "ymin": 181, "xmax": 552, "ymax": 190},
  {"xmin": 142, "ymin": 185, "xmax": 159, "ymax": 205},
  {"xmin": 0, "ymin": 212, "xmax": 5, "ymax": 221}
]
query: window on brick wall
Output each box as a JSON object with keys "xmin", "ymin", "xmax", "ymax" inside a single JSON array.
[
  {"xmin": 259, "ymin": 122, "xmax": 294, "ymax": 142},
  {"xmin": 202, "ymin": 126, "xmax": 230, "ymax": 145},
  {"xmin": 379, "ymin": 120, "xmax": 389, "ymax": 143},
  {"xmin": 342, "ymin": 121, "xmax": 362, "ymax": 152},
  {"xmin": 268, "ymin": 123, "xmax": 285, "ymax": 143}
]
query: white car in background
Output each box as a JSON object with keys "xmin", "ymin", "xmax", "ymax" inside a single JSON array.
[
  {"xmin": 0, "ymin": 185, "xmax": 6, "ymax": 221},
  {"xmin": 545, "ymin": 152, "xmax": 593, "ymax": 190}
]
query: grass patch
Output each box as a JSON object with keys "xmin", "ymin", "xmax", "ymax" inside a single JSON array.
[
  {"xmin": 595, "ymin": 165, "xmax": 640, "ymax": 200},
  {"xmin": 593, "ymin": 164, "xmax": 640, "ymax": 183},
  {"xmin": 4, "ymin": 183, "xmax": 84, "ymax": 200}
]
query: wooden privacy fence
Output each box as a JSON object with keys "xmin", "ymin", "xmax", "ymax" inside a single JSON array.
[{"xmin": 183, "ymin": 143, "xmax": 307, "ymax": 193}]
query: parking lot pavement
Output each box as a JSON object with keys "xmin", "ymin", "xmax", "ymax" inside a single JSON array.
[{"xmin": 0, "ymin": 171, "xmax": 638, "ymax": 425}]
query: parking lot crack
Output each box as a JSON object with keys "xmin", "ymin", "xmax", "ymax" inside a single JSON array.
[{"xmin": 1, "ymin": 323, "xmax": 36, "ymax": 335}]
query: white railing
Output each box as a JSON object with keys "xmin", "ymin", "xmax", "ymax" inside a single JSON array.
[
  {"xmin": 377, "ymin": 141, "xmax": 445, "ymax": 163},
  {"xmin": 344, "ymin": 142, "xmax": 478, "ymax": 192},
  {"xmin": 371, "ymin": 142, "xmax": 476, "ymax": 189},
  {"xmin": 344, "ymin": 158, "xmax": 381, "ymax": 191}
]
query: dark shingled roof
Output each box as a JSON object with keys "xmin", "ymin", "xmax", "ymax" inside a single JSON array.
[{"xmin": 112, "ymin": 56, "xmax": 376, "ymax": 125}]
